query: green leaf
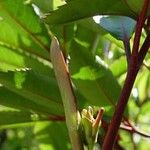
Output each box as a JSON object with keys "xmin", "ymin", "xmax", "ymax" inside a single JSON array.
[
  {"xmin": 0, "ymin": 110, "xmax": 41, "ymax": 129},
  {"xmin": 125, "ymin": 0, "xmax": 150, "ymax": 14},
  {"xmin": 31, "ymin": 0, "xmax": 65, "ymax": 13},
  {"xmin": 0, "ymin": 0, "xmax": 50, "ymax": 60},
  {"xmin": 34, "ymin": 122, "xmax": 71, "ymax": 150},
  {"xmin": 0, "ymin": 70, "xmax": 64, "ymax": 115},
  {"xmin": 136, "ymin": 70, "xmax": 150, "ymax": 102},
  {"xmin": 110, "ymin": 56, "xmax": 127, "ymax": 77},
  {"xmin": 99, "ymin": 16, "xmax": 136, "ymax": 40},
  {"xmin": 0, "ymin": 87, "xmax": 59, "ymax": 115},
  {"xmin": 69, "ymin": 40, "xmax": 121, "ymax": 109},
  {"xmin": 50, "ymin": 18, "xmax": 107, "ymax": 55},
  {"xmin": 140, "ymin": 101, "xmax": 150, "ymax": 115},
  {"xmin": 31, "ymin": 0, "xmax": 53, "ymax": 13},
  {"xmin": 77, "ymin": 18, "xmax": 106, "ymax": 35},
  {"xmin": 44, "ymin": 0, "xmax": 136, "ymax": 25},
  {"xmin": 73, "ymin": 19, "xmax": 105, "ymax": 53},
  {"xmin": 0, "ymin": 45, "xmax": 54, "ymax": 76},
  {"xmin": 1, "ymin": 126, "xmax": 38, "ymax": 149}
]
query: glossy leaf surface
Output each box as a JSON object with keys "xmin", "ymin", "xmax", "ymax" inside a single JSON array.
[
  {"xmin": 44, "ymin": 0, "xmax": 136, "ymax": 25},
  {"xmin": 99, "ymin": 16, "xmax": 136, "ymax": 40}
]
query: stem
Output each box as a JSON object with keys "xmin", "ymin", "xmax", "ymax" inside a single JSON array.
[
  {"xmin": 120, "ymin": 125, "xmax": 150, "ymax": 138},
  {"xmin": 132, "ymin": 0, "xmax": 150, "ymax": 56},
  {"xmin": 50, "ymin": 37, "xmax": 83, "ymax": 150},
  {"xmin": 88, "ymin": 140, "xmax": 94, "ymax": 150},
  {"xmin": 143, "ymin": 62, "xmax": 150, "ymax": 70},
  {"xmin": 102, "ymin": 59, "xmax": 138, "ymax": 149},
  {"xmin": 138, "ymin": 32, "xmax": 150, "ymax": 66},
  {"xmin": 132, "ymin": 129, "xmax": 150, "ymax": 138},
  {"xmin": 123, "ymin": 39, "xmax": 131, "ymax": 65},
  {"xmin": 102, "ymin": 1, "xmax": 150, "ymax": 149},
  {"xmin": 101, "ymin": 119, "xmax": 150, "ymax": 138},
  {"xmin": 93, "ymin": 108, "xmax": 105, "ymax": 128},
  {"xmin": 48, "ymin": 115, "xmax": 65, "ymax": 121}
]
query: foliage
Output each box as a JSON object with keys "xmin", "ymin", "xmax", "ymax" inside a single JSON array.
[{"xmin": 0, "ymin": 0, "xmax": 150, "ymax": 149}]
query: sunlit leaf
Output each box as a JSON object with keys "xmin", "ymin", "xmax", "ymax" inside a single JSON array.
[
  {"xmin": 69, "ymin": 40, "xmax": 121, "ymax": 109},
  {"xmin": 0, "ymin": 45, "xmax": 54, "ymax": 76},
  {"xmin": 0, "ymin": 0, "xmax": 50, "ymax": 60}
]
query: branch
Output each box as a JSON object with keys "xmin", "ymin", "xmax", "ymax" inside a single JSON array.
[
  {"xmin": 138, "ymin": 32, "xmax": 150, "ymax": 67},
  {"xmin": 101, "ymin": 119, "xmax": 150, "ymax": 139},
  {"xmin": 102, "ymin": 64, "xmax": 138, "ymax": 149},
  {"xmin": 143, "ymin": 62, "xmax": 150, "ymax": 70},
  {"xmin": 132, "ymin": 0, "xmax": 150, "ymax": 56},
  {"xmin": 102, "ymin": 1, "xmax": 150, "ymax": 149},
  {"xmin": 48, "ymin": 115, "xmax": 65, "ymax": 121},
  {"xmin": 123, "ymin": 39, "xmax": 131, "ymax": 65},
  {"xmin": 120, "ymin": 125, "xmax": 150, "ymax": 138}
]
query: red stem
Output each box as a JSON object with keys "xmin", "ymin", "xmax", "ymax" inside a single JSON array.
[
  {"xmin": 48, "ymin": 115, "xmax": 65, "ymax": 121},
  {"xmin": 132, "ymin": 129, "xmax": 150, "ymax": 138},
  {"xmin": 101, "ymin": 120, "xmax": 150, "ymax": 139},
  {"xmin": 138, "ymin": 32, "xmax": 150, "ymax": 66},
  {"xmin": 102, "ymin": 0, "xmax": 150, "ymax": 149},
  {"xmin": 123, "ymin": 39, "xmax": 131, "ymax": 65},
  {"xmin": 132, "ymin": 0, "xmax": 150, "ymax": 56},
  {"xmin": 120, "ymin": 125, "xmax": 150, "ymax": 138},
  {"xmin": 102, "ymin": 60, "xmax": 138, "ymax": 149},
  {"xmin": 93, "ymin": 108, "xmax": 105, "ymax": 127}
]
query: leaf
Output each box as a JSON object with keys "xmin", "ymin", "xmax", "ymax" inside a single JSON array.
[
  {"xmin": 110, "ymin": 56, "xmax": 127, "ymax": 77},
  {"xmin": 31, "ymin": 0, "xmax": 65, "ymax": 13},
  {"xmin": 125, "ymin": 0, "xmax": 150, "ymax": 14},
  {"xmin": 77, "ymin": 18, "xmax": 106, "ymax": 35},
  {"xmin": 50, "ymin": 37, "xmax": 83, "ymax": 150},
  {"xmin": 44, "ymin": 0, "xmax": 136, "ymax": 25},
  {"xmin": 69, "ymin": 40, "xmax": 121, "ymax": 109},
  {"xmin": 2, "ymin": 126, "xmax": 38, "ymax": 149},
  {"xmin": 34, "ymin": 122, "xmax": 71, "ymax": 150},
  {"xmin": 0, "ymin": 0, "xmax": 50, "ymax": 60},
  {"xmin": 99, "ymin": 16, "xmax": 136, "ymax": 40},
  {"xmin": 140, "ymin": 101, "xmax": 150, "ymax": 115},
  {"xmin": 74, "ymin": 19, "xmax": 124, "ymax": 55},
  {"xmin": 0, "ymin": 70, "xmax": 64, "ymax": 115},
  {"xmin": 136, "ymin": 70, "xmax": 150, "ymax": 102},
  {"xmin": 50, "ymin": 18, "xmax": 107, "ymax": 55},
  {"xmin": 0, "ymin": 87, "xmax": 58, "ymax": 115},
  {"xmin": 31, "ymin": 0, "xmax": 53, "ymax": 13},
  {"xmin": 50, "ymin": 23, "xmax": 75, "ymax": 46},
  {"xmin": 0, "ymin": 45, "xmax": 54, "ymax": 76},
  {"xmin": 0, "ymin": 110, "xmax": 39, "ymax": 129}
]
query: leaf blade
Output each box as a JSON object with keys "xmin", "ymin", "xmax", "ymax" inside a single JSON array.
[
  {"xmin": 0, "ymin": 70, "xmax": 64, "ymax": 115},
  {"xmin": 44, "ymin": 0, "xmax": 136, "ymax": 25},
  {"xmin": 69, "ymin": 40, "xmax": 121, "ymax": 108}
]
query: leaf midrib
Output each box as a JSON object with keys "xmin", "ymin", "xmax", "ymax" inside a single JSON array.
[{"xmin": 0, "ymin": 3, "xmax": 49, "ymax": 53}]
